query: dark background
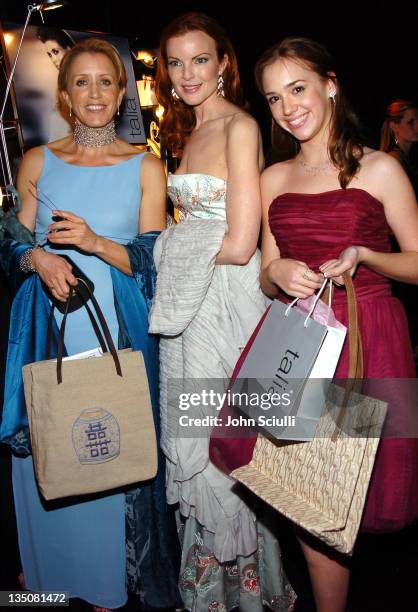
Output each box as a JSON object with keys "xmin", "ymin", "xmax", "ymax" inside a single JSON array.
[
  {"xmin": 1, "ymin": 0, "xmax": 418, "ymax": 150},
  {"xmin": 1, "ymin": 1, "xmax": 418, "ymax": 607}
]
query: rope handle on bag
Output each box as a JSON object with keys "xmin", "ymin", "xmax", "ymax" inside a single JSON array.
[
  {"xmin": 284, "ymin": 278, "xmax": 333, "ymax": 327},
  {"xmin": 48, "ymin": 278, "xmax": 122, "ymax": 384},
  {"xmin": 284, "ymin": 272, "xmax": 363, "ymax": 380}
]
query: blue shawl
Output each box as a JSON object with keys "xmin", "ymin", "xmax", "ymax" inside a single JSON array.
[
  {"xmin": 0, "ymin": 233, "xmax": 160, "ymax": 453},
  {"xmin": 0, "ymin": 233, "xmax": 182, "ymax": 608}
]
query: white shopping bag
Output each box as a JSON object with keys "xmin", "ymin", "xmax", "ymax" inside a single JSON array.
[{"xmin": 230, "ymin": 280, "xmax": 346, "ymax": 440}]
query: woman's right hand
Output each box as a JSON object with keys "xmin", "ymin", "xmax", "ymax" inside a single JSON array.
[
  {"xmin": 267, "ymin": 258, "xmax": 324, "ymax": 298},
  {"xmin": 32, "ymin": 249, "xmax": 78, "ymax": 302}
]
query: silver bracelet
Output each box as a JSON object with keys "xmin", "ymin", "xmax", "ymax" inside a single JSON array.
[{"xmin": 19, "ymin": 245, "xmax": 43, "ymax": 274}]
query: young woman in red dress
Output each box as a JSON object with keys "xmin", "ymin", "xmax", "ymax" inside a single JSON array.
[{"xmin": 257, "ymin": 37, "xmax": 418, "ymax": 612}]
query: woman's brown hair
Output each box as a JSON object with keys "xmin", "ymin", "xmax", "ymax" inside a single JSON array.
[
  {"xmin": 255, "ymin": 37, "xmax": 362, "ymax": 189},
  {"xmin": 156, "ymin": 12, "xmax": 245, "ymax": 156},
  {"xmin": 57, "ymin": 38, "xmax": 127, "ymax": 115}
]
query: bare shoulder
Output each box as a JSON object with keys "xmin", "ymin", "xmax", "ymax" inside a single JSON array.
[
  {"xmin": 261, "ymin": 159, "xmax": 293, "ymax": 190},
  {"xmin": 225, "ymin": 111, "xmax": 259, "ymax": 139},
  {"xmin": 357, "ymin": 147, "xmax": 413, "ymax": 204},
  {"xmin": 21, "ymin": 145, "xmax": 44, "ymax": 164},
  {"xmin": 387, "ymin": 148, "xmax": 402, "ymax": 163},
  {"xmin": 360, "ymin": 147, "xmax": 401, "ymax": 175},
  {"xmin": 141, "ymin": 153, "xmax": 166, "ymax": 184},
  {"xmin": 260, "ymin": 161, "xmax": 293, "ymax": 208},
  {"xmin": 18, "ymin": 145, "xmax": 45, "ymax": 179},
  {"xmin": 142, "ymin": 151, "xmax": 165, "ymax": 171}
]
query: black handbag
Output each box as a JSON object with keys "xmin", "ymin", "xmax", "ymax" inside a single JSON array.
[{"xmin": 43, "ymin": 254, "xmax": 95, "ymax": 314}]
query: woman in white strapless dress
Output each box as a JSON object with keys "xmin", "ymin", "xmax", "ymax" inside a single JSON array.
[{"xmin": 149, "ymin": 12, "xmax": 296, "ymax": 612}]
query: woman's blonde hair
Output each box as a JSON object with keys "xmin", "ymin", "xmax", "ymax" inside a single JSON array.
[{"xmin": 57, "ymin": 38, "xmax": 127, "ymax": 115}]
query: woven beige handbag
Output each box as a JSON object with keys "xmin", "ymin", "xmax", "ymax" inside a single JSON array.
[
  {"xmin": 231, "ymin": 273, "xmax": 387, "ymax": 555},
  {"xmin": 23, "ymin": 281, "xmax": 158, "ymax": 501}
]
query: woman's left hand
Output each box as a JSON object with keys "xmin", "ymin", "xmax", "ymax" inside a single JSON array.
[
  {"xmin": 47, "ymin": 210, "xmax": 99, "ymax": 253},
  {"xmin": 319, "ymin": 246, "xmax": 364, "ymax": 285}
]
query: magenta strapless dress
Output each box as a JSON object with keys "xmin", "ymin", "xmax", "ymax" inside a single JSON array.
[{"xmin": 268, "ymin": 187, "xmax": 418, "ymax": 532}]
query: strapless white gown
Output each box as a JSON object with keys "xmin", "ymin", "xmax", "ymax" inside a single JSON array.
[{"xmin": 149, "ymin": 173, "xmax": 295, "ymax": 611}]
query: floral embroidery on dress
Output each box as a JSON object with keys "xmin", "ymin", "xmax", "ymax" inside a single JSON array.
[
  {"xmin": 241, "ymin": 563, "xmax": 260, "ymax": 595},
  {"xmin": 208, "ymin": 602, "xmax": 227, "ymax": 612},
  {"xmin": 168, "ymin": 174, "xmax": 227, "ymax": 221},
  {"xmin": 180, "ymin": 542, "xmax": 221, "ymax": 595},
  {"xmin": 178, "ymin": 518, "xmax": 298, "ymax": 611},
  {"xmin": 270, "ymin": 585, "xmax": 298, "ymax": 611}
]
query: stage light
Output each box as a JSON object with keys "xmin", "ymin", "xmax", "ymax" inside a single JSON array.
[
  {"xmin": 136, "ymin": 50, "xmax": 156, "ymax": 68},
  {"xmin": 32, "ymin": 0, "xmax": 67, "ymax": 11},
  {"xmin": 137, "ymin": 77, "xmax": 158, "ymax": 108},
  {"xmin": 155, "ymin": 105, "xmax": 164, "ymax": 120}
]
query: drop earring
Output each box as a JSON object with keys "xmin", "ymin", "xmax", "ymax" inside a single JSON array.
[
  {"xmin": 69, "ymin": 104, "xmax": 72, "ymax": 117},
  {"xmin": 217, "ymin": 74, "xmax": 225, "ymax": 97},
  {"xmin": 330, "ymin": 90, "xmax": 336, "ymax": 104},
  {"xmin": 171, "ymin": 87, "xmax": 179, "ymax": 100}
]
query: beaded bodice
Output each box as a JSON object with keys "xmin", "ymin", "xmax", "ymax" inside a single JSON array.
[{"xmin": 167, "ymin": 173, "xmax": 227, "ymax": 222}]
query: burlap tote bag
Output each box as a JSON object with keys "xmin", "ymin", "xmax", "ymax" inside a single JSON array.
[
  {"xmin": 23, "ymin": 280, "xmax": 158, "ymax": 501},
  {"xmin": 231, "ymin": 273, "xmax": 387, "ymax": 555}
]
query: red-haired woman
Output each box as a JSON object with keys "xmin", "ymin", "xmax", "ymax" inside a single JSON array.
[
  {"xmin": 257, "ymin": 37, "xmax": 418, "ymax": 612},
  {"xmin": 150, "ymin": 12, "xmax": 295, "ymax": 612}
]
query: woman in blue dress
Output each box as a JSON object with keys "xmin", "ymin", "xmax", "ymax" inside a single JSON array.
[{"xmin": 9, "ymin": 38, "xmax": 180, "ymax": 610}]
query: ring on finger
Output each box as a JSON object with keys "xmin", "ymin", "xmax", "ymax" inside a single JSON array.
[{"xmin": 303, "ymin": 267, "xmax": 312, "ymax": 280}]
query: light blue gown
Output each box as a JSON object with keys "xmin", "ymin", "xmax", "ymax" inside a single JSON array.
[{"xmin": 12, "ymin": 146, "xmax": 145, "ymax": 608}]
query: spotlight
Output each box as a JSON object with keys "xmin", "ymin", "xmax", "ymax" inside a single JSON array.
[
  {"xmin": 136, "ymin": 50, "xmax": 156, "ymax": 68},
  {"xmin": 32, "ymin": 0, "xmax": 67, "ymax": 11},
  {"xmin": 155, "ymin": 105, "xmax": 164, "ymax": 120}
]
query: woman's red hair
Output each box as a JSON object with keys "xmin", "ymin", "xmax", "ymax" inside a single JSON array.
[{"xmin": 156, "ymin": 12, "xmax": 245, "ymax": 156}]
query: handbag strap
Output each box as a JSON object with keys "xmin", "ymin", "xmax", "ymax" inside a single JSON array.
[
  {"xmin": 331, "ymin": 271, "xmax": 363, "ymax": 440},
  {"xmin": 322, "ymin": 272, "xmax": 363, "ymax": 380},
  {"xmin": 344, "ymin": 271, "xmax": 364, "ymax": 380},
  {"xmin": 45, "ymin": 281, "xmax": 108, "ymax": 359},
  {"xmin": 55, "ymin": 279, "xmax": 122, "ymax": 384}
]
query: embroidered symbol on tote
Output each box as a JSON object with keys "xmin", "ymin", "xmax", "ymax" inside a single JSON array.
[{"xmin": 72, "ymin": 408, "xmax": 120, "ymax": 464}]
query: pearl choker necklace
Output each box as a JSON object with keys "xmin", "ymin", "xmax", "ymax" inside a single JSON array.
[{"xmin": 73, "ymin": 119, "xmax": 117, "ymax": 148}]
